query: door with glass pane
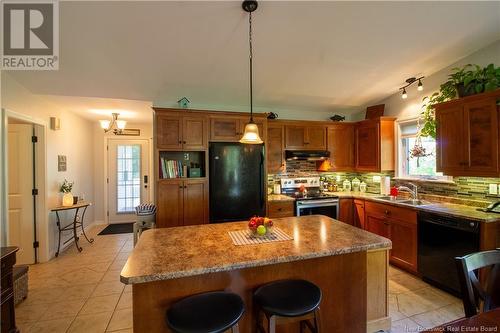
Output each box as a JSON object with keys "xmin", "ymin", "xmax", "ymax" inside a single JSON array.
[{"xmin": 107, "ymin": 140, "xmax": 150, "ymax": 223}]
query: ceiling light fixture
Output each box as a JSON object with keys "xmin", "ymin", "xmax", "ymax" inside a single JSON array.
[
  {"xmin": 399, "ymin": 76, "xmax": 425, "ymax": 99},
  {"xmin": 240, "ymin": 0, "xmax": 263, "ymax": 145},
  {"xmin": 99, "ymin": 113, "xmax": 127, "ymax": 134}
]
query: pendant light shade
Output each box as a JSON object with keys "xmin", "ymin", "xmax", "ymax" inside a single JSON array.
[
  {"xmin": 240, "ymin": 122, "xmax": 263, "ymax": 144},
  {"xmin": 240, "ymin": 0, "xmax": 263, "ymax": 145}
]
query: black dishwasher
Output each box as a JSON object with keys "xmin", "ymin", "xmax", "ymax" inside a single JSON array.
[{"xmin": 418, "ymin": 211, "xmax": 480, "ymax": 296}]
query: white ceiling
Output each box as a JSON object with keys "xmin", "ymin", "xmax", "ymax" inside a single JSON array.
[{"xmin": 7, "ymin": 1, "xmax": 500, "ymax": 121}]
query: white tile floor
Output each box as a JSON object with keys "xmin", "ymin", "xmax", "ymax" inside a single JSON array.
[{"xmin": 16, "ymin": 224, "xmax": 465, "ymax": 332}]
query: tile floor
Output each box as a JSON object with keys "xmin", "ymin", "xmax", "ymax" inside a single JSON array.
[{"xmin": 15, "ymin": 224, "xmax": 465, "ymax": 332}]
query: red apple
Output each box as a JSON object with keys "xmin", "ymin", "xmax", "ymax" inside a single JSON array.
[{"xmin": 248, "ymin": 219, "xmax": 258, "ymax": 230}]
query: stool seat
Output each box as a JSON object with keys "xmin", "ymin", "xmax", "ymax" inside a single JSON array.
[
  {"xmin": 166, "ymin": 291, "xmax": 244, "ymax": 333},
  {"xmin": 254, "ymin": 279, "xmax": 321, "ymax": 317}
]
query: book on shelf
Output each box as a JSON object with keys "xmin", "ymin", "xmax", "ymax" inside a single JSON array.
[{"xmin": 159, "ymin": 157, "xmax": 186, "ymax": 179}]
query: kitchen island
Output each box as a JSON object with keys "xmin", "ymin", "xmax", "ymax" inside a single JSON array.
[{"xmin": 121, "ymin": 215, "xmax": 392, "ymax": 333}]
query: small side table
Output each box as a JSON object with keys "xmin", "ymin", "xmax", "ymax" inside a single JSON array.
[{"xmin": 51, "ymin": 202, "xmax": 94, "ymax": 257}]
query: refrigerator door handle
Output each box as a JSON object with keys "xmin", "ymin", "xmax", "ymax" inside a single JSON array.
[{"xmin": 260, "ymin": 151, "xmax": 265, "ymax": 209}]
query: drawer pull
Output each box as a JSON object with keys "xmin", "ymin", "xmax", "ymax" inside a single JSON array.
[{"xmin": 277, "ymin": 208, "xmax": 283, "ymax": 211}]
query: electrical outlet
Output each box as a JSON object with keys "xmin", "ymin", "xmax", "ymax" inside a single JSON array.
[
  {"xmin": 373, "ymin": 175, "xmax": 381, "ymax": 183},
  {"xmin": 336, "ymin": 175, "xmax": 341, "ymax": 182},
  {"xmin": 489, "ymin": 184, "xmax": 498, "ymax": 195}
]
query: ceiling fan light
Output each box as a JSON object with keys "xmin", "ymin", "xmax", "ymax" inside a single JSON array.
[
  {"xmin": 239, "ymin": 122, "xmax": 263, "ymax": 144},
  {"xmin": 99, "ymin": 120, "xmax": 111, "ymax": 129}
]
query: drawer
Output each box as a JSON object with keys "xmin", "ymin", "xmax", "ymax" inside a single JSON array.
[
  {"xmin": 365, "ymin": 201, "xmax": 416, "ymax": 223},
  {"xmin": 268, "ymin": 201, "xmax": 295, "ymax": 218}
]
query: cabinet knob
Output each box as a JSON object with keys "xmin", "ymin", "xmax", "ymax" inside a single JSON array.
[
  {"xmin": 178, "ymin": 140, "xmax": 182, "ymax": 144},
  {"xmin": 278, "ymin": 208, "xmax": 283, "ymax": 211},
  {"xmin": 384, "ymin": 210, "xmax": 391, "ymax": 216},
  {"xmin": 183, "ymin": 141, "xmax": 187, "ymax": 144}
]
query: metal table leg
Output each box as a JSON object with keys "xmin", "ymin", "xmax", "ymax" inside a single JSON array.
[
  {"xmin": 55, "ymin": 211, "xmax": 62, "ymax": 257},
  {"xmin": 73, "ymin": 207, "xmax": 83, "ymax": 252},
  {"xmin": 79, "ymin": 205, "xmax": 94, "ymax": 243}
]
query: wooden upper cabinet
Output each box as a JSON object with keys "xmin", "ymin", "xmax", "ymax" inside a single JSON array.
[
  {"xmin": 435, "ymin": 90, "xmax": 500, "ymax": 177},
  {"xmin": 327, "ymin": 124, "xmax": 355, "ymax": 171},
  {"xmin": 183, "ymin": 179, "xmax": 208, "ymax": 226},
  {"xmin": 183, "ymin": 117, "xmax": 208, "ymax": 150},
  {"xmin": 210, "ymin": 117, "xmax": 242, "ymax": 141},
  {"xmin": 156, "ymin": 180, "xmax": 184, "ymax": 228},
  {"xmin": 267, "ymin": 124, "xmax": 284, "ymax": 173},
  {"xmin": 156, "ymin": 113, "xmax": 208, "ymax": 150},
  {"xmin": 436, "ymin": 105, "xmax": 465, "ymax": 174},
  {"xmin": 355, "ymin": 118, "xmax": 395, "ymax": 172},
  {"xmin": 285, "ymin": 125, "xmax": 326, "ymax": 150},
  {"xmin": 157, "ymin": 115, "xmax": 183, "ymax": 149}
]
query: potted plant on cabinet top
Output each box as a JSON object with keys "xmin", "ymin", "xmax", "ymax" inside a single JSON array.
[
  {"xmin": 60, "ymin": 179, "xmax": 74, "ymax": 207},
  {"xmin": 419, "ymin": 63, "xmax": 500, "ymax": 139}
]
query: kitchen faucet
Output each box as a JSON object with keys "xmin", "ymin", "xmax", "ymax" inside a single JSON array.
[{"xmin": 397, "ymin": 183, "xmax": 418, "ymax": 200}]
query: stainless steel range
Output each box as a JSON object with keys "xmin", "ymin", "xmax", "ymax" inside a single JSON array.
[{"xmin": 280, "ymin": 177, "xmax": 339, "ymax": 218}]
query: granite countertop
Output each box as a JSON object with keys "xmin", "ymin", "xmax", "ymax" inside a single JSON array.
[
  {"xmin": 327, "ymin": 192, "xmax": 500, "ymax": 223},
  {"xmin": 267, "ymin": 194, "xmax": 295, "ymax": 202},
  {"xmin": 120, "ymin": 215, "xmax": 391, "ymax": 284}
]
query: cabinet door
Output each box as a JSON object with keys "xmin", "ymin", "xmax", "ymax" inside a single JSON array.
[
  {"xmin": 156, "ymin": 180, "xmax": 183, "ymax": 228},
  {"xmin": 390, "ymin": 218, "xmax": 417, "ymax": 272},
  {"xmin": 157, "ymin": 115, "xmax": 183, "ymax": 149},
  {"xmin": 354, "ymin": 199, "xmax": 365, "ymax": 229},
  {"xmin": 183, "ymin": 116, "xmax": 208, "ymax": 150},
  {"xmin": 356, "ymin": 121, "xmax": 380, "ymax": 171},
  {"xmin": 463, "ymin": 100, "xmax": 499, "ymax": 176},
  {"xmin": 267, "ymin": 124, "xmax": 284, "ymax": 173},
  {"xmin": 183, "ymin": 179, "xmax": 208, "ymax": 226},
  {"xmin": 210, "ymin": 117, "xmax": 242, "ymax": 141},
  {"xmin": 285, "ymin": 126, "xmax": 307, "ymax": 149},
  {"xmin": 365, "ymin": 213, "xmax": 390, "ymax": 239},
  {"xmin": 436, "ymin": 106, "xmax": 465, "ymax": 174},
  {"xmin": 338, "ymin": 199, "xmax": 354, "ymax": 225},
  {"xmin": 306, "ymin": 126, "xmax": 327, "ymax": 149},
  {"xmin": 328, "ymin": 125, "xmax": 355, "ymax": 171}
]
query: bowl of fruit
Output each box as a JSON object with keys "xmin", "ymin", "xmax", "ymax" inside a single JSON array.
[{"xmin": 248, "ymin": 216, "xmax": 273, "ymax": 237}]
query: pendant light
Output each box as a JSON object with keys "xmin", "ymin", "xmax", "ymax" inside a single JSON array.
[{"xmin": 240, "ymin": 0, "xmax": 263, "ymax": 144}]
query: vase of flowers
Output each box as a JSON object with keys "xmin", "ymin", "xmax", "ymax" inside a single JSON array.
[{"xmin": 60, "ymin": 179, "xmax": 74, "ymax": 206}]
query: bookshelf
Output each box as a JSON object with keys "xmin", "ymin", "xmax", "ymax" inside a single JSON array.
[{"xmin": 158, "ymin": 151, "xmax": 206, "ymax": 179}]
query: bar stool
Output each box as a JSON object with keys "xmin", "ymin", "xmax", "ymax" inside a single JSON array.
[
  {"xmin": 254, "ymin": 279, "xmax": 322, "ymax": 333},
  {"xmin": 166, "ymin": 291, "xmax": 244, "ymax": 333}
]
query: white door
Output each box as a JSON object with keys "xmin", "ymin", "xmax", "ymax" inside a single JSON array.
[
  {"xmin": 7, "ymin": 124, "xmax": 35, "ymax": 264},
  {"xmin": 107, "ymin": 139, "xmax": 150, "ymax": 223}
]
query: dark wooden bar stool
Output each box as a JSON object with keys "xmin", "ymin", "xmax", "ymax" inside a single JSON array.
[
  {"xmin": 166, "ymin": 291, "xmax": 244, "ymax": 333},
  {"xmin": 254, "ymin": 279, "xmax": 322, "ymax": 333}
]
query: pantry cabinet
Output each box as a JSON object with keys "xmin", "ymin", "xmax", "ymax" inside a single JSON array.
[
  {"xmin": 156, "ymin": 179, "xmax": 208, "ymax": 228},
  {"xmin": 435, "ymin": 90, "xmax": 500, "ymax": 177},
  {"xmin": 355, "ymin": 117, "xmax": 396, "ymax": 172},
  {"xmin": 364, "ymin": 201, "xmax": 417, "ymax": 273},
  {"xmin": 156, "ymin": 113, "xmax": 208, "ymax": 150}
]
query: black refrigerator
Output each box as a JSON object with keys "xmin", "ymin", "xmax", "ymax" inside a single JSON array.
[{"xmin": 209, "ymin": 142, "xmax": 265, "ymax": 222}]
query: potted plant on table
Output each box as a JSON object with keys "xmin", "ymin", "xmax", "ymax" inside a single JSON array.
[
  {"xmin": 419, "ymin": 63, "xmax": 500, "ymax": 139},
  {"xmin": 60, "ymin": 179, "xmax": 74, "ymax": 207}
]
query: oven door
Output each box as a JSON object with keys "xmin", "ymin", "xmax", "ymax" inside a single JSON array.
[{"xmin": 296, "ymin": 199, "xmax": 339, "ymax": 219}]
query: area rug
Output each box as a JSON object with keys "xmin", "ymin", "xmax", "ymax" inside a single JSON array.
[{"xmin": 98, "ymin": 223, "xmax": 134, "ymax": 235}]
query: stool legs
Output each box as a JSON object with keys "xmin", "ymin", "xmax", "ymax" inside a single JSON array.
[
  {"xmin": 231, "ymin": 323, "xmax": 240, "ymax": 333},
  {"xmin": 257, "ymin": 308, "xmax": 321, "ymax": 333}
]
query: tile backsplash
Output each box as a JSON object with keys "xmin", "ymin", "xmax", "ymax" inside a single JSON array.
[{"xmin": 268, "ymin": 160, "xmax": 500, "ymax": 202}]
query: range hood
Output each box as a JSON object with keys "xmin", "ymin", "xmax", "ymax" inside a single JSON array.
[{"xmin": 285, "ymin": 150, "xmax": 330, "ymax": 161}]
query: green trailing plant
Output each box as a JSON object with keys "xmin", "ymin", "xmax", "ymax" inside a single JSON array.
[
  {"xmin": 59, "ymin": 179, "xmax": 74, "ymax": 193},
  {"xmin": 419, "ymin": 63, "xmax": 500, "ymax": 139}
]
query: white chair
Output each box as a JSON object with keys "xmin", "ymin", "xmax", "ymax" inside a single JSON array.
[{"xmin": 134, "ymin": 203, "xmax": 157, "ymax": 245}]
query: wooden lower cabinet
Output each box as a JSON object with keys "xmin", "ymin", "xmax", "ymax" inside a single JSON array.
[
  {"xmin": 354, "ymin": 199, "xmax": 365, "ymax": 229},
  {"xmin": 364, "ymin": 202, "xmax": 418, "ymax": 273},
  {"xmin": 267, "ymin": 201, "xmax": 294, "ymax": 218},
  {"xmin": 338, "ymin": 198, "xmax": 354, "ymax": 225},
  {"xmin": 156, "ymin": 179, "xmax": 208, "ymax": 228}
]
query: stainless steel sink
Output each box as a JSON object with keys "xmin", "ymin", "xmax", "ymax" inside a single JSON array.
[
  {"xmin": 398, "ymin": 199, "xmax": 431, "ymax": 206},
  {"xmin": 375, "ymin": 196, "xmax": 407, "ymax": 202}
]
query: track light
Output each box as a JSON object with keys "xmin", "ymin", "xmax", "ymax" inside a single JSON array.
[
  {"xmin": 399, "ymin": 76, "xmax": 424, "ymax": 99},
  {"xmin": 401, "ymin": 88, "xmax": 408, "ymax": 99}
]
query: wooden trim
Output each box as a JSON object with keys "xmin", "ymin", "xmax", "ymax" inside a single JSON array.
[
  {"xmin": 153, "ymin": 107, "xmax": 268, "ymax": 118},
  {"xmin": 433, "ymin": 89, "xmax": 500, "ymax": 111}
]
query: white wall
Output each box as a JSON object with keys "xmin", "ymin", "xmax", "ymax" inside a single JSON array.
[
  {"xmin": 92, "ymin": 122, "xmax": 153, "ymax": 223},
  {"xmin": 1, "ymin": 72, "xmax": 96, "ymax": 261},
  {"xmin": 357, "ymin": 40, "xmax": 500, "ymax": 121}
]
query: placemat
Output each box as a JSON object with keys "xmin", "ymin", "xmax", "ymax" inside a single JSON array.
[{"xmin": 228, "ymin": 227, "xmax": 293, "ymax": 246}]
